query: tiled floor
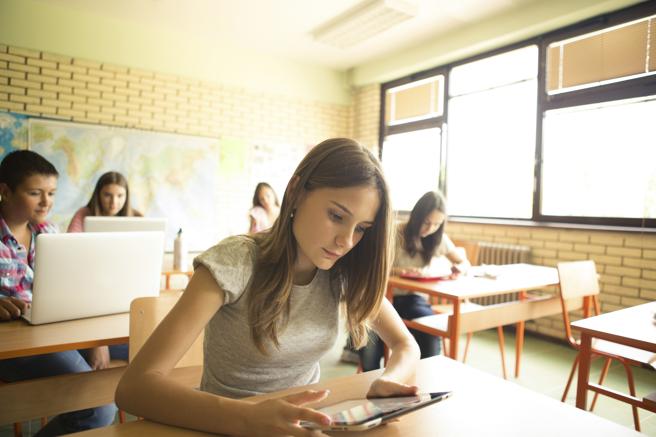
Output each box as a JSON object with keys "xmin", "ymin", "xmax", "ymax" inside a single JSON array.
[{"xmin": 3, "ymin": 328, "xmax": 655, "ymax": 436}]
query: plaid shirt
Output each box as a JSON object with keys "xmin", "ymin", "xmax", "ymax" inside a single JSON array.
[{"xmin": 0, "ymin": 214, "xmax": 57, "ymax": 302}]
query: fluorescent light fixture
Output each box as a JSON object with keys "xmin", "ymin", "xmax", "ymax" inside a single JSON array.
[{"xmin": 311, "ymin": 0, "xmax": 418, "ymax": 49}]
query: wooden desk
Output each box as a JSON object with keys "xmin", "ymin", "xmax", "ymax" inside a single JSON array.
[
  {"xmin": 162, "ymin": 269, "xmax": 193, "ymax": 290},
  {"xmin": 389, "ymin": 264, "xmax": 559, "ymax": 363},
  {"xmin": 0, "ymin": 313, "xmax": 129, "ymax": 425},
  {"xmin": 71, "ymin": 355, "xmax": 641, "ymax": 436},
  {"xmin": 0, "ymin": 313, "xmax": 129, "ymax": 360},
  {"xmin": 572, "ymin": 301, "xmax": 656, "ymax": 413}
]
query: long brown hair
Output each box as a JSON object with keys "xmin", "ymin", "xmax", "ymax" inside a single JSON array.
[
  {"xmin": 247, "ymin": 138, "xmax": 394, "ymax": 354},
  {"xmin": 403, "ymin": 191, "xmax": 447, "ymax": 265},
  {"xmin": 86, "ymin": 171, "xmax": 141, "ymax": 217},
  {"xmin": 252, "ymin": 182, "xmax": 280, "ymax": 208}
]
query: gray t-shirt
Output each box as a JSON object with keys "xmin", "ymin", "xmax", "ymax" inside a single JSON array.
[{"xmin": 193, "ymin": 235, "xmax": 340, "ymax": 398}]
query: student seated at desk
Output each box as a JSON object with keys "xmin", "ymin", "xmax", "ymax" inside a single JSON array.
[
  {"xmin": 359, "ymin": 191, "xmax": 470, "ymax": 371},
  {"xmin": 116, "ymin": 138, "xmax": 421, "ymax": 436},
  {"xmin": 67, "ymin": 171, "xmax": 142, "ymax": 232},
  {"xmin": 67, "ymin": 171, "xmax": 135, "ymax": 363},
  {"xmin": 0, "ymin": 151, "xmax": 118, "ymax": 436},
  {"xmin": 248, "ymin": 181, "xmax": 280, "ymax": 233}
]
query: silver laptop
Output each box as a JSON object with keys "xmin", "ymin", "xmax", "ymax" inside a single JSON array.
[
  {"xmin": 23, "ymin": 231, "xmax": 165, "ymax": 325},
  {"xmin": 84, "ymin": 216, "xmax": 167, "ymax": 233}
]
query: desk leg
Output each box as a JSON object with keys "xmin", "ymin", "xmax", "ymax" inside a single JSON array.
[
  {"xmin": 515, "ymin": 290, "xmax": 526, "ymax": 378},
  {"xmin": 165, "ymin": 273, "xmax": 171, "ymax": 290},
  {"xmin": 576, "ymin": 333, "xmax": 592, "ymax": 410},
  {"xmin": 449, "ymin": 299, "xmax": 461, "ymax": 360}
]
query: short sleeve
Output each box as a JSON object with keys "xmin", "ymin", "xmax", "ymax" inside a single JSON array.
[
  {"xmin": 67, "ymin": 207, "xmax": 88, "ymax": 233},
  {"xmin": 193, "ymin": 235, "xmax": 257, "ymax": 305}
]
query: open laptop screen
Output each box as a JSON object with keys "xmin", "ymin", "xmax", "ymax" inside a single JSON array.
[
  {"xmin": 26, "ymin": 231, "xmax": 164, "ymax": 324},
  {"xmin": 84, "ymin": 216, "xmax": 167, "ymax": 233}
]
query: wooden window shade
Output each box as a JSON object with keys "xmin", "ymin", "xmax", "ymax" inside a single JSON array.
[
  {"xmin": 547, "ymin": 16, "xmax": 656, "ymax": 93},
  {"xmin": 385, "ymin": 75, "xmax": 443, "ymax": 125},
  {"xmin": 650, "ymin": 18, "xmax": 656, "ymax": 72}
]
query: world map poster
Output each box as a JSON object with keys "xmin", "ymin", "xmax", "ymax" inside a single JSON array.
[{"xmin": 29, "ymin": 118, "xmax": 221, "ymax": 251}]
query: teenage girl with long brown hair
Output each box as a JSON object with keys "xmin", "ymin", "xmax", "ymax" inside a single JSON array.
[{"xmin": 116, "ymin": 138, "xmax": 420, "ymax": 436}]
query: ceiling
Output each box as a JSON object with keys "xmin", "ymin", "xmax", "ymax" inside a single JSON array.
[{"xmin": 39, "ymin": 0, "xmax": 544, "ymax": 70}]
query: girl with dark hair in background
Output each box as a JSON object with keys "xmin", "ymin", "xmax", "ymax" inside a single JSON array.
[{"xmin": 359, "ymin": 190, "xmax": 470, "ymax": 371}]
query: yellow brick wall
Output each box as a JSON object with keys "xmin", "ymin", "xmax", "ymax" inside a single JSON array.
[
  {"xmin": 350, "ymin": 83, "xmax": 656, "ymax": 342},
  {"xmin": 447, "ymin": 223, "xmax": 656, "ymax": 339},
  {"xmin": 350, "ymin": 84, "xmax": 380, "ymax": 154},
  {"xmin": 0, "ymin": 44, "xmax": 350, "ymax": 146}
]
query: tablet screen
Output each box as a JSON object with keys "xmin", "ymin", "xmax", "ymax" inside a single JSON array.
[{"xmin": 317, "ymin": 392, "xmax": 451, "ymax": 426}]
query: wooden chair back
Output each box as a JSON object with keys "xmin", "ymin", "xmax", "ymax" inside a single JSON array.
[
  {"xmin": 129, "ymin": 292, "xmax": 204, "ymax": 368},
  {"xmin": 451, "ymin": 239, "xmax": 480, "ymax": 266},
  {"xmin": 557, "ymin": 260, "xmax": 599, "ymax": 299},
  {"xmin": 556, "ymin": 260, "xmax": 601, "ymax": 348}
]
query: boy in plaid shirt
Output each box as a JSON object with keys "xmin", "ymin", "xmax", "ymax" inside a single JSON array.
[{"xmin": 0, "ymin": 150, "xmax": 117, "ymax": 435}]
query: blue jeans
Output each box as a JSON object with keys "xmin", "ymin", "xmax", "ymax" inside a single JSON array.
[
  {"xmin": 0, "ymin": 344, "xmax": 128, "ymax": 436},
  {"xmin": 358, "ymin": 294, "xmax": 440, "ymax": 371}
]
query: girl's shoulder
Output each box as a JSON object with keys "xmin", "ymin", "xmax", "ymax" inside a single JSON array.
[
  {"xmin": 249, "ymin": 205, "xmax": 266, "ymax": 218},
  {"xmin": 201, "ymin": 235, "xmax": 257, "ymax": 262},
  {"xmin": 74, "ymin": 206, "xmax": 91, "ymax": 217},
  {"xmin": 193, "ymin": 235, "xmax": 258, "ymax": 304}
]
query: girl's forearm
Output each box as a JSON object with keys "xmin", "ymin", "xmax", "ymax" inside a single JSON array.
[
  {"xmin": 116, "ymin": 370, "xmax": 251, "ymax": 436},
  {"xmin": 379, "ymin": 341, "xmax": 420, "ymax": 383}
]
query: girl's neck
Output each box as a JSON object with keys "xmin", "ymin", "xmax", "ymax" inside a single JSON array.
[{"xmin": 292, "ymin": 252, "xmax": 317, "ymax": 286}]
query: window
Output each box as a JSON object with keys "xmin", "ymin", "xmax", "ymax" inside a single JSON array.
[
  {"xmin": 385, "ymin": 75, "xmax": 444, "ymax": 125},
  {"xmin": 546, "ymin": 15, "xmax": 656, "ymax": 94},
  {"xmin": 379, "ymin": 2, "xmax": 656, "ymax": 229},
  {"xmin": 382, "ymin": 128, "xmax": 442, "ymax": 211},
  {"xmin": 540, "ymin": 8, "xmax": 656, "ymax": 226},
  {"xmin": 541, "ymin": 96, "xmax": 656, "ymax": 220},
  {"xmin": 447, "ymin": 46, "xmax": 538, "ymax": 219},
  {"xmin": 381, "ymin": 73, "xmax": 446, "ymax": 211}
]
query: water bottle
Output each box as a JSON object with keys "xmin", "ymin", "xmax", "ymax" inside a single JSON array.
[{"xmin": 173, "ymin": 228, "xmax": 188, "ymax": 272}]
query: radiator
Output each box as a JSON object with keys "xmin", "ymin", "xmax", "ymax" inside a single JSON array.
[{"xmin": 472, "ymin": 242, "xmax": 531, "ymax": 306}]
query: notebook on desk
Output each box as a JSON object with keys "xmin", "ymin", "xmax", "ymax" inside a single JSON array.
[
  {"xmin": 84, "ymin": 216, "xmax": 167, "ymax": 233},
  {"xmin": 22, "ymin": 231, "xmax": 165, "ymax": 325}
]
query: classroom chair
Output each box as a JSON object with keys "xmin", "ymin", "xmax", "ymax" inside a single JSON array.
[
  {"xmin": 557, "ymin": 260, "xmax": 655, "ymax": 432},
  {"xmin": 429, "ymin": 240, "xmax": 515, "ymax": 379},
  {"xmin": 119, "ymin": 292, "xmax": 205, "ymax": 423},
  {"xmin": 129, "ymin": 292, "xmax": 203, "ymax": 365}
]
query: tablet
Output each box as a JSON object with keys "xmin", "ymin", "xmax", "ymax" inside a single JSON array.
[{"xmin": 302, "ymin": 391, "xmax": 451, "ymax": 431}]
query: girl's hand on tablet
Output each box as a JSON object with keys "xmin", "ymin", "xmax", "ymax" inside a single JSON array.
[
  {"xmin": 366, "ymin": 376, "xmax": 419, "ymax": 398},
  {"xmin": 247, "ymin": 389, "xmax": 332, "ymax": 436}
]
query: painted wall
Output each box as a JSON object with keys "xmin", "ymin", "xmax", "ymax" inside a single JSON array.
[{"xmin": 0, "ymin": 0, "xmax": 352, "ymax": 105}]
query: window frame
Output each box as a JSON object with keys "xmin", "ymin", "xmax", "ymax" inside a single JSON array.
[
  {"xmin": 379, "ymin": 1, "xmax": 656, "ymax": 230},
  {"xmin": 379, "ymin": 67, "xmax": 449, "ymax": 189}
]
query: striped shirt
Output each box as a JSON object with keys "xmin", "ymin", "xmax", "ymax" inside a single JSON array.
[{"xmin": 0, "ymin": 214, "xmax": 57, "ymax": 302}]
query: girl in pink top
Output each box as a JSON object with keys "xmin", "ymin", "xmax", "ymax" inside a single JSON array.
[
  {"xmin": 248, "ymin": 182, "xmax": 280, "ymax": 233},
  {"xmin": 67, "ymin": 171, "xmax": 142, "ymax": 232}
]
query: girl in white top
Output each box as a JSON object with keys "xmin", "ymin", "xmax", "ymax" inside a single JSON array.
[
  {"xmin": 248, "ymin": 182, "xmax": 280, "ymax": 233},
  {"xmin": 393, "ymin": 191, "xmax": 468, "ymax": 278},
  {"xmin": 116, "ymin": 138, "xmax": 420, "ymax": 436}
]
